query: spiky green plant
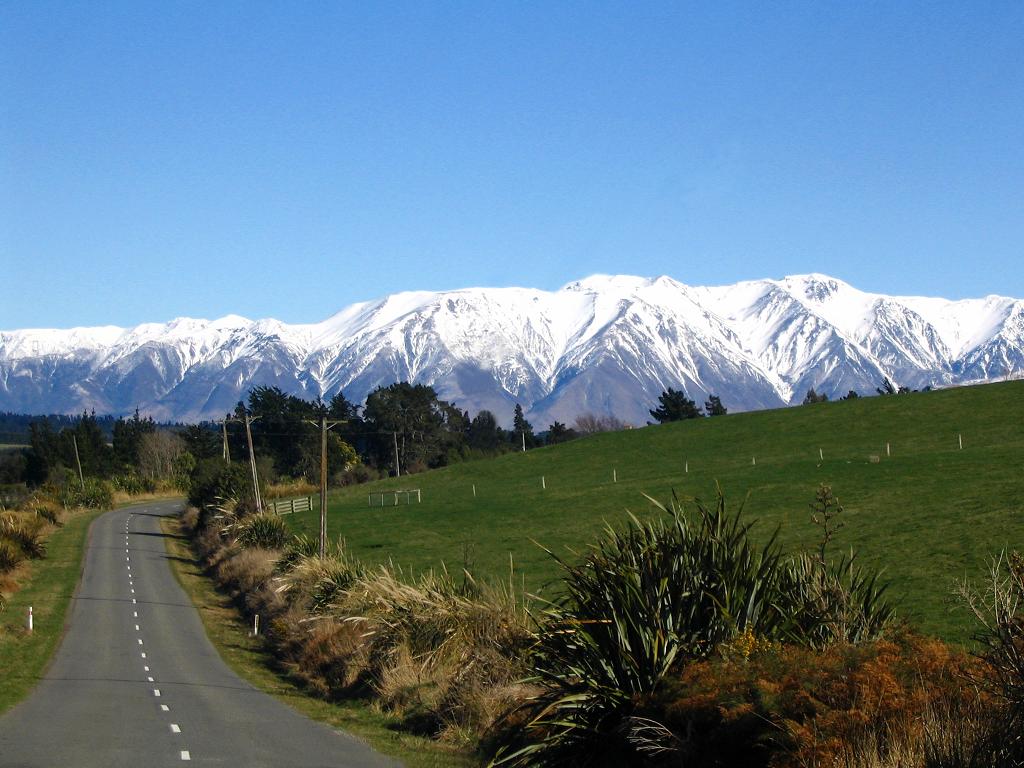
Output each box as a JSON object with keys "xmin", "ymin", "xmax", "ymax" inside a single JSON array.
[
  {"xmin": 782, "ymin": 550, "xmax": 896, "ymax": 648},
  {"xmin": 492, "ymin": 488, "xmax": 793, "ymax": 765},
  {"xmin": 1, "ymin": 515, "xmax": 47, "ymax": 559},
  {"xmin": 490, "ymin": 488, "xmax": 898, "ymax": 766},
  {"xmin": 236, "ymin": 512, "xmax": 289, "ymax": 550},
  {"xmin": 0, "ymin": 538, "xmax": 24, "ymax": 573}
]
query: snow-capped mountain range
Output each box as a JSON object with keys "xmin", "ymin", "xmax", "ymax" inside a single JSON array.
[{"xmin": 1, "ymin": 274, "xmax": 1022, "ymax": 426}]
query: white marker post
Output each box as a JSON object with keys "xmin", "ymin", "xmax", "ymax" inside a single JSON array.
[
  {"xmin": 886, "ymin": 442, "xmax": 891, "ymax": 457},
  {"xmin": 541, "ymin": 476, "xmax": 546, "ymax": 490},
  {"xmin": 613, "ymin": 469, "xmax": 617, "ymax": 483},
  {"xmin": 685, "ymin": 461, "xmax": 688, "ymax": 474},
  {"xmin": 819, "ymin": 448, "xmax": 823, "ymax": 461},
  {"xmin": 27, "ymin": 606, "xmax": 33, "ymax": 632},
  {"xmin": 752, "ymin": 456, "xmax": 756, "ymax": 466},
  {"xmin": 472, "ymin": 484, "xmax": 476, "ymax": 498},
  {"xmin": 959, "ymin": 433, "xmax": 963, "ymax": 450},
  {"xmin": 253, "ymin": 614, "xmax": 260, "ymax": 636}
]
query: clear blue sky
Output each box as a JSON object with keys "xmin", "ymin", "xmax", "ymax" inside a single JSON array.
[{"xmin": 2, "ymin": 2, "xmax": 1022, "ymax": 328}]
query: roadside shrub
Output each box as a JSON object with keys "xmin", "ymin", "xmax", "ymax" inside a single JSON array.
[
  {"xmin": 237, "ymin": 513, "xmax": 289, "ymax": 550},
  {"xmin": 59, "ymin": 478, "xmax": 114, "ymax": 510},
  {"xmin": 649, "ymin": 630, "xmax": 986, "ymax": 768},
  {"xmin": 179, "ymin": 506, "xmax": 200, "ymax": 534},
  {"xmin": 32, "ymin": 501, "xmax": 63, "ymax": 527},
  {"xmin": 0, "ymin": 538, "xmax": 25, "ymax": 573},
  {"xmin": 334, "ymin": 464, "xmax": 381, "ymax": 486},
  {"xmin": 215, "ymin": 547, "xmax": 280, "ymax": 598},
  {"xmin": 489, "ymin": 489, "xmax": 896, "ymax": 766},
  {"xmin": 110, "ymin": 472, "xmax": 155, "ymax": 495},
  {"xmin": 274, "ymin": 533, "xmax": 320, "ymax": 573},
  {"xmin": 275, "ymin": 549, "xmax": 362, "ymax": 613},
  {"xmin": 187, "ymin": 458, "xmax": 252, "ymax": 512},
  {"xmin": 1, "ymin": 514, "xmax": 47, "ymax": 559}
]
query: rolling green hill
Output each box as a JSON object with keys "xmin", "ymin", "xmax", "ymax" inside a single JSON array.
[{"xmin": 288, "ymin": 380, "xmax": 1024, "ymax": 642}]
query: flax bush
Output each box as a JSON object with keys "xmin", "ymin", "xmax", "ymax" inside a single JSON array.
[
  {"xmin": 490, "ymin": 489, "xmax": 897, "ymax": 767},
  {"xmin": 236, "ymin": 512, "xmax": 290, "ymax": 550}
]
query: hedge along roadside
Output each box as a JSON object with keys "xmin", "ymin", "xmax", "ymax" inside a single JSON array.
[{"xmin": 162, "ymin": 509, "xmax": 477, "ymax": 768}]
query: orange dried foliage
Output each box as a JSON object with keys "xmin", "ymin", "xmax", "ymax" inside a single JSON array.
[{"xmin": 650, "ymin": 630, "xmax": 988, "ymax": 768}]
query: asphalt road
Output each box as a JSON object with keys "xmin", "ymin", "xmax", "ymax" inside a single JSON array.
[{"xmin": 0, "ymin": 500, "xmax": 397, "ymax": 767}]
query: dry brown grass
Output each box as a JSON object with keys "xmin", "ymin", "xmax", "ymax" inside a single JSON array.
[
  {"xmin": 215, "ymin": 547, "xmax": 281, "ymax": 598},
  {"xmin": 829, "ymin": 693, "xmax": 998, "ymax": 768},
  {"xmin": 265, "ymin": 479, "xmax": 318, "ymax": 499}
]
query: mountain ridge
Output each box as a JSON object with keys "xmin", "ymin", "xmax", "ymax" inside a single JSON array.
[{"xmin": 2, "ymin": 273, "xmax": 1021, "ymax": 426}]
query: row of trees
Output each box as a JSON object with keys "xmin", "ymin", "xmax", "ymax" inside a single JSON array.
[
  {"xmin": 9, "ymin": 410, "xmax": 192, "ymax": 492},
  {"xmin": 648, "ymin": 389, "xmax": 728, "ymax": 423},
  {"xmin": 4, "ymin": 384, "xmax": 644, "ymax": 495},
  {"xmin": 803, "ymin": 378, "xmax": 926, "ymax": 405}
]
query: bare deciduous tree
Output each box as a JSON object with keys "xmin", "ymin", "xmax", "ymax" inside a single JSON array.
[{"xmin": 137, "ymin": 431, "xmax": 185, "ymax": 482}]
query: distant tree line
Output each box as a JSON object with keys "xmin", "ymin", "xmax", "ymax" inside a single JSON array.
[{"xmin": 1, "ymin": 383, "xmax": 648, "ymax": 498}]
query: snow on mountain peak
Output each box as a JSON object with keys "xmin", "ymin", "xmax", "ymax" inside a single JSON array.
[{"xmin": 0, "ymin": 273, "xmax": 1021, "ymax": 424}]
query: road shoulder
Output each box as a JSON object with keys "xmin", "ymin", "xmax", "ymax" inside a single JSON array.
[{"xmin": 160, "ymin": 514, "xmax": 475, "ymax": 768}]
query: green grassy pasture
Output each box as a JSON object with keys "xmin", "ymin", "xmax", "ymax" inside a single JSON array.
[{"xmin": 288, "ymin": 381, "xmax": 1024, "ymax": 643}]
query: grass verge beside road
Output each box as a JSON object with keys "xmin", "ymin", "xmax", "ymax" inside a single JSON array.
[
  {"xmin": 160, "ymin": 515, "xmax": 475, "ymax": 768},
  {"xmin": 0, "ymin": 505, "xmax": 105, "ymax": 714}
]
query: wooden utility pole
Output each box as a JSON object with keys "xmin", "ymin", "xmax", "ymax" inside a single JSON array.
[
  {"xmin": 305, "ymin": 415, "xmax": 348, "ymax": 559},
  {"xmin": 319, "ymin": 416, "xmax": 328, "ymax": 558},
  {"xmin": 242, "ymin": 412, "xmax": 262, "ymax": 513},
  {"xmin": 222, "ymin": 419, "xmax": 231, "ymax": 465},
  {"xmin": 392, "ymin": 431, "xmax": 401, "ymax": 478},
  {"xmin": 71, "ymin": 435, "xmax": 85, "ymax": 489}
]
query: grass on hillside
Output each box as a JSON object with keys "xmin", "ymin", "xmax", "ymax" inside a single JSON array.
[
  {"xmin": 161, "ymin": 516, "xmax": 475, "ymax": 768},
  {"xmin": 285, "ymin": 380, "xmax": 1024, "ymax": 644},
  {"xmin": 0, "ymin": 505, "xmax": 106, "ymax": 714}
]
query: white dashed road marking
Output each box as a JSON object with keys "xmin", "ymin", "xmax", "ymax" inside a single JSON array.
[
  {"xmin": 153, "ymin": 689, "xmax": 160, "ymax": 697},
  {"xmin": 170, "ymin": 724, "xmax": 181, "ymax": 733},
  {"xmin": 180, "ymin": 751, "xmax": 191, "ymax": 761},
  {"xmin": 160, "ymin": 704, "xmax": 169, "ymax": 712}
]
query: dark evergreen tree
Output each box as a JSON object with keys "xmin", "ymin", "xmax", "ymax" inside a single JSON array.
[
  {"xmin": 545, "ymin": 421, "xmax": 577, "ymax": 444},
  {"xmin": 112, "ymin": 409, "xmax": 156, "ymax": 469},
  {"xmin": 179, "ymin": 424, "xmax": 222, "ymax": 461},
  {"xmin": 839, "ymin": 390, "xmax": 860, "ymax": 400},
  {"xmin": 328, "ymin": 391, "xmax": 360, "ymax": 421},
  {"xmin": 803, "ymin": 388, "xmax": 829, "ymax": 404},
  {"xmin": 512, "ymin": 404, "xmax": 536, "ymax": 448},
  {"xmin": 363, "ymin": 382, "xmax": 451, "ymax": 473},
  {"xmin": 468, "ymin": 410, "xmax": 504, "ymax": 452},
  {"xmin": 704, "ymin": 395, "xmax": 727, "ymax": 416},
  {"xmin": 649, "ymin": 388, "xmax": 703, "ymax": 423}
]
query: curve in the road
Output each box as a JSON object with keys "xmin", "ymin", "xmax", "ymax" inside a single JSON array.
[{"xmin": 0, "ymin": 500, "xmax": 398, "ymax": 768}]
